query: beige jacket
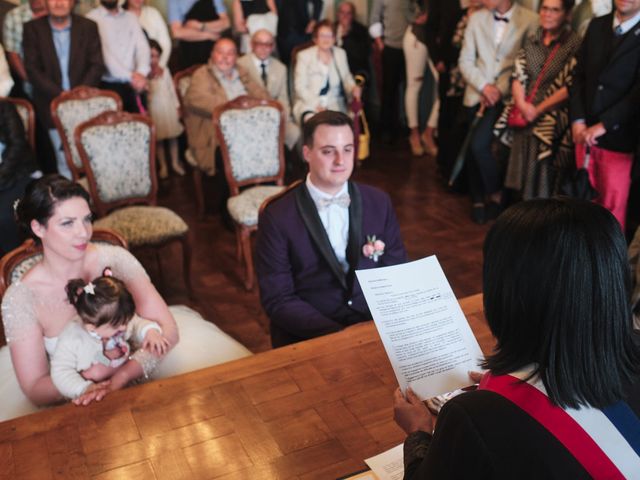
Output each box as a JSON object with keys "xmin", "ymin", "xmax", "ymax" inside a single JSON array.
[{"xmin": 184, "ymin": 63, "xmax": 270, "ymax": 175}]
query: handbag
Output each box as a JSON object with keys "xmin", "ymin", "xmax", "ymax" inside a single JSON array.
[
  {"xmin": 507, "ymin": 43, "xmax": 561, "ymax": 129},
  {"xmin": 358, "ymin": 109, "xmax": 370, "ymax": 161}
]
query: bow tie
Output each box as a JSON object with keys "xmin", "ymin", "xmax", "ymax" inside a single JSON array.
[
  {"xmin": 494, "ymin": 14, "xmax": 509, "ymax": 23},
  {"xmin": 316, "ymin": 193, "xmax": 351, "ymax": 210}
]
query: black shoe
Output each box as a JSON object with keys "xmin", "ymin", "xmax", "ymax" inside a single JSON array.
[
  {"xmin": 471, "ymin": 204, "xmax": 486, "ymax": 225},
  {"xmin": 485, "ymin": 201, "xmax": 502, "ymax": 221}
]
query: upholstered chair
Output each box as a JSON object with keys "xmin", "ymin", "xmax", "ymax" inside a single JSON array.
[
  {"xmin": 74, "ymin": 111, "xmax": 193, "ymax": 296},
  {"xmin": 51, "ymin": 86, "xmax": 122, "ymax": 181},
  {"xmin": 213, "ymin": 96, "xmax": 286, "ymax": 291}
]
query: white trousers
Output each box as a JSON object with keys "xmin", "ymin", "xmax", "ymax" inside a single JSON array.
[{"xmin": 402, "ymin": 27, "xmax": 439, "ymax": 130}]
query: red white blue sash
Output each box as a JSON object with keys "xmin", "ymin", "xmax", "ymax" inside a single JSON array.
[{"xmin": 479, "ymin": 372, "xmax": 640, "ymax": 479}]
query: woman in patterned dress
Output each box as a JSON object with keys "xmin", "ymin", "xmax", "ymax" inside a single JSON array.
[{"xmin": 496, "ymin": 0, "xmax": 581, "ymax": 199}]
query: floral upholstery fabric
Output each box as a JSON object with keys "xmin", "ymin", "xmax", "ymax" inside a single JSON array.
[
  {"xmin": 55, "ymin": 97, "xmax": 120, "ymax": 169},
  {"xmin": 94, "ymin": 206, "xmax": 188, "ymax": 248},
  {"xmin": 227, "ymin": 185, "xmax": 284, "ymax": 227},
  {"xmin": 9, "ymin": 253, "xmax": 42, "ymax": 285},
  {"xmin": 79, "ymin": 121, "xmax": 152, "ymax": 203},
  {"xmin": 219, "ymin": 106, "xmax": 281, "ymax": 182}
]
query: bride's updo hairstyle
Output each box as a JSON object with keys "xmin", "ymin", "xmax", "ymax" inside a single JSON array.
[{"xmin": 15, "ymin": 174, "xmax": 91, "ymax": 242}]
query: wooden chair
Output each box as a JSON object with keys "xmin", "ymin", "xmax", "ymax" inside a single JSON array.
[
  {"xmin": 50, "ymin": 86, "xmax": 122, "ymax": 181},
  {"xmin": 2, "ymin": 97, "xmax": 36, "ymax": 151},
  {"xmin": 74, "ymin": 111, "xmax": 193, "ymax": 296},
  {"xmin": 0, "ymin": 228, "xmax": 126, "ymax": 347},
  {"xmin": 173, "ymin": 64, "xmax": 207, "ymax": 217},
  {"xmin": 213, "ymin": 96, "xmax": 286, "ymax": 290}
]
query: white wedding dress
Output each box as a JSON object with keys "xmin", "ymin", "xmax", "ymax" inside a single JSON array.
[{"xmin": 0, "ymin": 245, "xmax": 252, "ymax": 422}]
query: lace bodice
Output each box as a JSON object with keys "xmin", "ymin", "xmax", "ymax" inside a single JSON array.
[{"xmin": 1, "ymin": 244, "xmax": 159, "ymax": 376}]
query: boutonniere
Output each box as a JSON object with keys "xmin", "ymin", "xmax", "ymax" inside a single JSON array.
[{"xmin": 362, "ymin": 235, "xmax": 385, "ymax": 262}]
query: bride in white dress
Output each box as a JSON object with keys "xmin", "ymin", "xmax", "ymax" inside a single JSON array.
[{"xmin": 0, "ymin": 175, "xmax": 251, "ymax": 422}]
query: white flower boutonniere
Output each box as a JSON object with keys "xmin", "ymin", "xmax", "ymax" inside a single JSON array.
[{"xmin": 362, "ymin": 235, "xmax": 385, "ymax": 262}]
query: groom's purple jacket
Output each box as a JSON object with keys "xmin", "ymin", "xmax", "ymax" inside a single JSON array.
[{"xmin": 256, "ymin": 181, "xmax": 408, "ymax": 347}]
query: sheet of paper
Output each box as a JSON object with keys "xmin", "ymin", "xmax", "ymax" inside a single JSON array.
[
  {"xmin": 364, "ymin": 444, "xmax": 404, "ymax": 480},
  {"xmin": 356, "ymin": 256, "xmax": 484, "ymax": 399}
]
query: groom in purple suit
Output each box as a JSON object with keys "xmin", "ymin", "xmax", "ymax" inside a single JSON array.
[{"xmin": 256, "ymin": 111, "xmax": 408, "ymax": 347}]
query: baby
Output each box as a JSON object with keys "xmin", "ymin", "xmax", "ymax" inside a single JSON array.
[{"xmin": 51, "ymin": 272, "xmax": 169, "ymax": 400}]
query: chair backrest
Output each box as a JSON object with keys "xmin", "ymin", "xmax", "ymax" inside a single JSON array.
[
  {"xmin": 51, "ymin": 86, "xmax": 123, "ymax": 180},
  {"xmin": 259, "ymin": 179, "xmax": 303, "ymax": 216},
  {"xmin": 213, "ymin": 96, "xmax": 285, "ymax": 196},
  {"xmin": 0, "ymin": 228, "xmax": 127, "ymax": 346},
  {"xmin": 2, "ymin": 97, "xmax": 36, "ymax": 151},
  {"xmin": 75, "ymin": 111, "xmax": 157, "ymax": 217},
  {"xmin": 173, "ymin": 64, "xmax": 202, "ymax": 118}
]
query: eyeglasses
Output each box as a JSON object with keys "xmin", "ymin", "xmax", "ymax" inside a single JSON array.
[
  {"xmin": 253, "ymin": 41, "xmax": 274, "ymax": 47},
  {"xmin": 540, "ymin": 5, "xmax": 564, "ymax": 14}
]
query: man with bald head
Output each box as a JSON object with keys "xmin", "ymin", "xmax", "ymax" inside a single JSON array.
[
  {"xmin": 184, "ymin": 38, "xmax": 270, "ymax": 175},
  {"xmin": 238, "ymin": 29, "xmax": 300, "ymax": 150}
]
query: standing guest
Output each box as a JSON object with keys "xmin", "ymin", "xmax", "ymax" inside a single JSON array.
[
  {"xmin": 167, "ymin": 0, "xmax": 230, "ymax": 69},
  {"xmin": 231, "ymin": 0, "xmax": 277, "ymax": 53},
  {"xmin": 184, "ymin": 38, "xmax": 269, "ymax": 176},
  {"xmin": 369, "ymin": 0, "xmax": 414, "ymax": 142},
  {"xmin": 276, "ymin": 0, "xmax": 323, "ymax": 65},
  {"xmin": 335, "ymin": 1, "xmax": 371, "ymax": 81},
  {"xmin": 87, "ymin": 0, "xmax": 150, "ymax": 113},
  {"xmin": 237, "ymin": 29, "xmax": 300, "ymax": 150},
  {"xmin": 23, "ymin": 0, "xmax": 104, "ymax": 178},
  {"xmin": 0, "ymin": 41, "xmax": 12, "ymax": 95},
  {"xmin": 256, "ymin": 111, "xmax": 408, "ymax": 347},
  {"xmin": 124, "ymin": 0, "xmax": 172, "ymax": 67},
  {"xmin": 147, "ymin": 39, "xmax": 185, "ymax": 179},
  {"xmin": 569, "ymin": 0, "xmax": 640, "ymax": 230},
  {"xmin": 458, "ymin": 0, "xmax": 537, "ymax": 224},
  {"xmin": 292, "ymin": 20, "xmax": 361, "ymax": 125},
  {"xmin": 0, "ymin": 99, "xmax": 38, "ymax": 254},
  {"xmin": 2, "ymin": 0, "xmax": 47, "ymax": 96},
  {"xmin": 394, "ymin": 198, "xmax": 640, "ymax": 478},
  {"xmin": 403, "ymin": 1, "xmax": 439, "ymax": 156},
  {"xmin": 498, "ymin": 0, "xmax": 581, "ymax": 199}
]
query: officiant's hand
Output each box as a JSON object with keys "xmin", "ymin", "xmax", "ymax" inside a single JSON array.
[{"xmin": 394, "ymin": 387, "xmax": 435, "ymax": 434}]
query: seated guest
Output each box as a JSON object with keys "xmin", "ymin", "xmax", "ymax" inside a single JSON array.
[
  {"xmin": 0, "ymin": 41, "xmax": 12, "ymax": 95},
  {"xmin": 335, "ymin": 1, "xmax": 371, "ymax": 81},
  {"xmin": 237, "ymin": 29, "xmax": 300, "ymax": 151},
  {"xmin": 256, "ymin": 111, "xmax": 408, "ymax": 347},
  {"xmin": 87, "ymin": 0, "xmax": 150, "ymax": 113},
  {"xmin": 168, "ymin": 0, "xmax": 230, "ymax": 69},
  {"xmin": 394, "ymin": 198, "xmax": 640, "ymax": 477},
  {"xmin": 183, "ymin": 37, "xmax": 269, "ymax": 176},
  {"xmin": 0, "ymin": 99, "xmax": 38, "ymax": 254},
  {"xmin": 569, "ymin": 0, "xmax": 640, "ymax": 230},
  {"xmin": 2, "ymin": 0, "xmax": 47, "ymax": 96},
  {"xmin": 292, "ymin": 20, "xmax": 362, "ymax": 125},
  {"xmin": 498, "ymin": 0, "xmax": 581, "ymax": 200},
  {"xmin": 23, "ymin": 0, "xmax": 104, "ymax": 178}
]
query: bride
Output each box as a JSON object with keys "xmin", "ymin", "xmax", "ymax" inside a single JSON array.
[{"xmin": 0, "ymin": 175, "xmax": 251, "ymax": 421}]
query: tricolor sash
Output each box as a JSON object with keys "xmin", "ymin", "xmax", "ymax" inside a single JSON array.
[{"xmin": 479, "ymin": 372, "xmax": 640, "ymax": 479}]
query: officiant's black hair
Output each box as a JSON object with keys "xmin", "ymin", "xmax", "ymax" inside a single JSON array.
[
  {"xmin": 16, "ymin": 174, "xmax": 91, "ymax": 243},
  {"xmin": 482, "ymin": 198, "xmax": 639, "ymax": 409},
  {"xmin": 302, "ymin": 111, "xmax": 354, "ymax": 147}
]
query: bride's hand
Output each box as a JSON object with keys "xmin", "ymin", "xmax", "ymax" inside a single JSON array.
[{"xmin": 73, "ymin": 381, "xmax": 111, "ymax": 406}]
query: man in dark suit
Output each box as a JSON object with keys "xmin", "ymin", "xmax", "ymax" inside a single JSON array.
[
  {"xmin": 23, "ymin": 0, "xmax": 103, "ymax": 178},
  {"xmin": 276, "ymin": 0, "xmax": 322, "ymax": 65},
  {"xmin": 256, "ymin": 111, "xmax": 408, "ymax": 347},
  {"xmin": 569, "ymin": 0, "xmax": 640, "ymax": 230}
]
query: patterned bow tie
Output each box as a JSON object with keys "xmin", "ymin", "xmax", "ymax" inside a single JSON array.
[
  {"xmin": 494, "ymin": 14, "xmax": 509, "ymax": 23},
  {"xmin": 317, "ymin": 193, "xmax": 351, "ymax": 210}
]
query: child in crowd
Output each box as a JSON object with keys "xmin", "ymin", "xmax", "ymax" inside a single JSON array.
[
  {"xmin": 51, "ymin": 271, "xmax": 170, "ymax": 400},
  {"xmin": 147, "ymin": 39, "xmax": 185, "ymax": 179}
]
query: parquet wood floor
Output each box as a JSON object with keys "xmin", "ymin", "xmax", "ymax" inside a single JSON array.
[{"xmin": 146, "ymin": 140, "xmax": 489, "ymax": 353}]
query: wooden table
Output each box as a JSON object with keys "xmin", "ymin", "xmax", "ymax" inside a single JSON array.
[{"xmin": 0, "ymin": 294, "xmax": 492, "ymax": 480}]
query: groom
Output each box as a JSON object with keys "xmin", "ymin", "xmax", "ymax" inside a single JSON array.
[{"xmin": 256, "ymin": 111, "xmax": 408, "ymax": 347}]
